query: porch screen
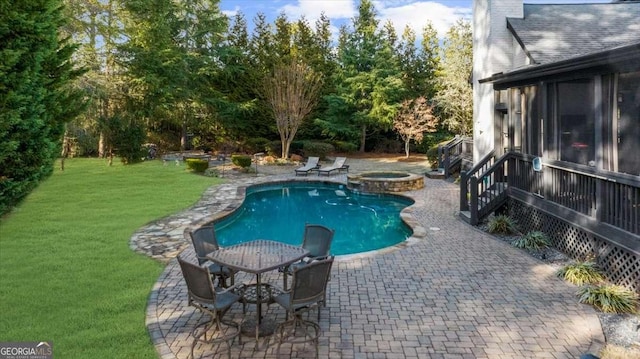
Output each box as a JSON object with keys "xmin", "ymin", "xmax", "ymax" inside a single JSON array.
[
  {"xmin": 558, "ymin": 80, "xmax": 595, "ymax": 165},
  {"xmin": 617, "ymin": 71, "xmax": 640, "ymax": 176}
]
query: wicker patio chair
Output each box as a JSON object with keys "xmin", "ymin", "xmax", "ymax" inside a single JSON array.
[
  {"xmin": 177, "ymin": 256, "xmax": 243, "ymax": 359},
  {"xmin": 189, "ymin": 226, "xmax": 235, "ymax": 287},
  {"xmin": 271, "ymin": 257, "xmax": 335, "ymax": 359}
]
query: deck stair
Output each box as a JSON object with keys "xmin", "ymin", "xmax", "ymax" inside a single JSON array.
[{"xmin": 459, "ymin": 151, "xmax": 510, "ymax": 225}]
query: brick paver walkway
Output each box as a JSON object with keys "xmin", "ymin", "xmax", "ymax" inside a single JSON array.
[{"xmin": 140, "ymin": 159, "xmax": 603, "ymax": 359}]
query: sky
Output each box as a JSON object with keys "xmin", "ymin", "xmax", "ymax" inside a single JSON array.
[{"xmin": 218, "ymin": 0, "xmax": 611, "ymax": 41}]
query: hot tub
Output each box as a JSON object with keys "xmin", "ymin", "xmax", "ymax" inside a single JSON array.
[{"xmin": 347, "ymin": 171, "xmax": 424, "ymax": 193}]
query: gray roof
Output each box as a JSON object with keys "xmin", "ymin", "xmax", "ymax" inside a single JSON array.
[{"xmin": 507, "ymin": 2, "xmax": 640, "ymax": 64}]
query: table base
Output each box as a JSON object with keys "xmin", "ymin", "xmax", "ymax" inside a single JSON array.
[{"xmin": 241, "ymin": 317, "xmax": 276, "ymax": 337}]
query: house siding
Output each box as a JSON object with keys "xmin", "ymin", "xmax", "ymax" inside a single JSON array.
[{"xmin": 472, "ymin": 0, "xmax": 523, "ymax": 162}]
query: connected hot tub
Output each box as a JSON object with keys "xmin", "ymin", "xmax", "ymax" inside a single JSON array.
[{"xmin": 347, "ymin": 171, "xmax": 424, "ymax": 193}]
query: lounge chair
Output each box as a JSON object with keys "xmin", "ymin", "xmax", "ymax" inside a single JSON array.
[
  {"xmin": 294, "ymin": 156, "xmax": 320, "ymax": 176},
  {"xmin": 317, "ymin": 157, "xmax": 348, "ymax": 176}
]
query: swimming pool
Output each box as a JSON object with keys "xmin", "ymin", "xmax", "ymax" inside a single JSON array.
[{"xmin": 212, "ymin": 182, "xmax": 414, "ymax": 255}]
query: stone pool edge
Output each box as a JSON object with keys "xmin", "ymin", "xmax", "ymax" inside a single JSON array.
[{"xmin": 130, "ymin": 174, "xmax": 427, "ymax": 263}]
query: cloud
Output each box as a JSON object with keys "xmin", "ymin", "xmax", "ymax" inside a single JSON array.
[
  {"xmin": 376, "ymin": 1, "xmax": 471, "ymax": 38},
  {"xmin": 280, "ymin": 0, "xmax": 357, "ymax": 22},
  {"xmin": 222, "ymin": 6, "xmax": 240, "ymax": 18}
]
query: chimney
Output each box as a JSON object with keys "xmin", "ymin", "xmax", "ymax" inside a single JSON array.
[{"xmin": 472, "ymin": 0, "xmax": 523, "ymax": 161}]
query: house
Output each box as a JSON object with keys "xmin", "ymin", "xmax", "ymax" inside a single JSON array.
[{"xmin": 467, "ymin": 0, "xmax": 640, "ymax": 292}]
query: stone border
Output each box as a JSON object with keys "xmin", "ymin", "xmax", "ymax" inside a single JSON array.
[{"xmin": 130, "ymin": 174, "xmax": 427, "ymax": 263}]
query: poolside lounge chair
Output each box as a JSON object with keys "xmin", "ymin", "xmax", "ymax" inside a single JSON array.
[
  {"xmin": 317, "ymin": 157, "xmax": 348, "ymax": 176},
  {"xmin": 294, "ymin": 156, "xmax": 320, "ymax": 176}
]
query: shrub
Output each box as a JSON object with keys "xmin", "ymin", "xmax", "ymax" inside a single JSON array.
[
  {"xmin": 231, "ymin": 155, "xmax": 252, "ymax": 168},
  {"xmin": 302, "ymin": 141, "xmax": 334, "ymax": 160},
  {"xmin": 487, "ymin": 215, "xmax": 518, "ymax": 234},
  {"xmin": 266, "ymin": 141, "xmax": 281, "ymax": 157},
  {"xmin": 512, "ymin": 230, "xmax": 550, "ymax": 250},
  {"xmin": 556, "ymin": 261, "xmax": 604, "ymax": 286},
  {"xmin": 577, "ymin": 284, "xmax": 639, "ymax": 314},
  {"xmin": 244, "ymin": 137, "xmax": 270, "ymax": 154},
  {"xmin": 185, "ymin": 159, "xmax": 209, "ymax": 173},
  {"xmin": 333, "ymin": 140, "xmax": 358, "ymax": 153},
  {"xmin": 203, "ymin": 167, "xmax": 219, "ymax": 177}
]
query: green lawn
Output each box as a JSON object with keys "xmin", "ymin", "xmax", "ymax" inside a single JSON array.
[{"xmin": 0, "ymin": 158, "xmax": 222, "ymax": 358}]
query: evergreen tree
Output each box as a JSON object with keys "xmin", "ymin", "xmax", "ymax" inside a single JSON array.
[
  {"xmin": 434, "ymin": 19, "xmax": 472, "ymax": 135},
  {"xmin": 0, "ymin": 0, "xmax": 85, "ymax": 214},
  {"xmin": 323, "ymin": 0, "xmax": 405, "ymax": 152}
]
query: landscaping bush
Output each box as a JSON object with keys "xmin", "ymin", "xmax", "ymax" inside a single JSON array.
[
  {"xmin": 185, "ymin": 158, "xmax": 209, "ymax": 173},
  {"xmin": 302, "ymin": 141, "xmax": 334, "ymax": 159},
  {"xmin": 244, "ymin": 137, "xmax": 271, "ymax": 154},
  {"xmin": 266, "ymin": 140, "xmax": 281, "ymax": 158},
  {"xmin": 203, "ymin": 167, "xmax": 219, "ymax": 177},
  {"xmin": 231, "ymin": 155, "xmax": 252, "ymax": 168},
  {"xmin": 556, "ymin": 260, "xmax": 604, "ymax": 286},
  {"xmin": 512, "ymin": 230, "xmax": 550, "ymax": 250},
  {"xmin": 487, "ymin": 214, "xmax": 518, "ymax": 234},
  {"xmin": 577, "ymin": 284, "xmax": 639, "ymax": 314},
  {"xmin": 333, "ymin": 140, "xmax": 358, "ymax": 153}
]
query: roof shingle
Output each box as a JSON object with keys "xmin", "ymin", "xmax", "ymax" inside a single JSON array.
[{"xmin": 507, "ymin": 2, "xmax": 640, "ymax": 64}]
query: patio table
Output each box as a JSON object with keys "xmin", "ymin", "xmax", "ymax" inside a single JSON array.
[{"xmin": 206, "ymin": 239, "xmax": 309, "ymax": 347}]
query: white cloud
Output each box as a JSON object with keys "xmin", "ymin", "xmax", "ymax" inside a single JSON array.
[
  {"xmin": 280, "ymin": 0, "xmax": 357, "ymax": 22},
  {"xmin": 376, "ymin": 1, "xmax": 471, "ymax": 38},
  {"xmin": 222, "ymin": 6, "xmax": 240, "ymax": 18}
]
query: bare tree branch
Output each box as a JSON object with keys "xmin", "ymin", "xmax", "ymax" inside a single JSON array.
[{"xmin": 263, "ymin": 60, "xmax": 323, "ymax": 159}]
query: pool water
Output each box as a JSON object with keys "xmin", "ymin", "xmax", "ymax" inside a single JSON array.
[{"xmin": 213, "ymin": 182, "xmax": 414, "ymax": 255}]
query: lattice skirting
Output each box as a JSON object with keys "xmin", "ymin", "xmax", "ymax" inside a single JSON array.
[{"xmin": 508, "ymin": 199, "xmax": 640, "ymax": 293}]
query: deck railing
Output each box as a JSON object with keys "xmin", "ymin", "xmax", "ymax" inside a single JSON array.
[
  {"xmin": 464, "ymin": 152, "xmax": 640, "ymax": 237},
  {"xmin": 438, "ymin": 136, "xmax": 472, "ymax": 178}
]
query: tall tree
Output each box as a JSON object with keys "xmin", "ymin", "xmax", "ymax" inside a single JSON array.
[
  {"xmin": 63, "ymin": 0, "xmax": 125, "ymax": 158},
  {"xmin": 263, "ymin": 61, "xmax": 323, "ymax": 159},
  {"xmin": 323, "ymin": 0, "xmax": 405, "ymax": 152},
  {"xmin": 393, "ymin": 97, "xmax": 438, "ymax": 158},
  {"xmin": 434, "ymin": 19, "xmax": 473, "ymax": 135},
  {"xmin": 0, "ymin": 0, "xmax": 85, "ymax": 214},
  {"xmin": 121, "ymin": 0, "xmax": 228, "ymax": 151}
]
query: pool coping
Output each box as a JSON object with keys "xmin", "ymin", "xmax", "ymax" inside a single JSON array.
[{"xmin": 130, "ymin": 173, "xmax": 427, "ymax": 263}]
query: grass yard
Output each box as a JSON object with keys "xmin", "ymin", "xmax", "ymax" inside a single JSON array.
[{"xmin": 0, "ymin": 158, "xmax": 222, "ymax": 358}]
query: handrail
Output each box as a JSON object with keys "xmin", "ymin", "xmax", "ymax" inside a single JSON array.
[{"xmin": 438, "ymin": 136, "xmax": 470, "ymax": 178}]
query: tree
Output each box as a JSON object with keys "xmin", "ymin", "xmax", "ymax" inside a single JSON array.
[
  {"xmin": 263, "ymin": 61, "xmax": 323, "ymax": 159},
  {"xmin": 0, "ymin": 0, "xmax": 85, "ymax": 214},
  {"xmin": 393, "ymin": 97, "xmax": 438, "ymax": 158},
  {"xmin": 121, "ymin": 0, "xmax": 228, "ymax": 151},
  {"xmin": 434, "ymin": 19, "xmax": 473, "ymax": 135},
  {"xmin": 323, "ymin": 0, "xmax": 405, "ymax": 152}
]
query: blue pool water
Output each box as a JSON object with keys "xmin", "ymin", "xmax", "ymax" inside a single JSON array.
[{"xmin": 212, "ymin": 182, "xmax": 414, "ymax": 255}]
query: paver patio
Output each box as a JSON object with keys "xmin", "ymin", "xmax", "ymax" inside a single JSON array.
[{"xmin": 138, "ymin": 158, "xmax": 604, "ymax": 359}]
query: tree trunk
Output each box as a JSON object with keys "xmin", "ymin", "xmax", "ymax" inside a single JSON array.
[
  {"xmin": 405, "ymin": 139, "xmax": 410, "ymax": 158},
  {"xmin": 98, "ymin": 132, "xmax": 105, "ymax": 158},
  {"xmin": 180, "ymin": 118, "xmax": 187, "ymax": 151},
  {"xmin": 359, "ymin": 125, "xmax": 366, "ymax": 153}
]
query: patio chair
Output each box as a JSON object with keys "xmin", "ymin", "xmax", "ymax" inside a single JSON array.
[
  {"xmin": 271, "ymin": 257, "xmax": 334, "ymax": 359},
  {"xmin": 294, "ymin": 156, "xmax": 320, "ymax": 176},
  {"xmin": 189, "ymin": 226, "xmax": 235, "ymax": 287},
  {"xmin": 281, "ymin": 224, "xmax": 334, "ymax": 291},
  {"xmin": 317, "ymin": 157, "xmax": 348, "ymax": 176},
  {"xmin": 177, "ymin": 256, "xmax": 243, "ymax": 359}
]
